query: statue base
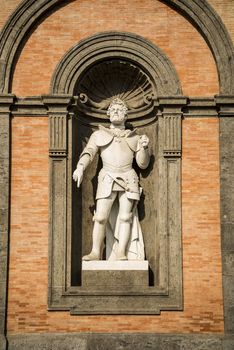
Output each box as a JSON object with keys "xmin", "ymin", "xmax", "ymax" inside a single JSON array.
[{"xmin": 82, "ymin": 261, "xmax": 149, "ymax": 288}]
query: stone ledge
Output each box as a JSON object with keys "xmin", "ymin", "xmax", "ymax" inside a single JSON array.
[
  {"xmin": 82, "ymin": 261, "xmax": 149, "ymax": 288},
  {"xmin": 82, "ymin": 260, "xmax": 148, "ymax": 270},
  {"xmin": 6, "ymin": 332, "xmax": 234, "ymax": 350}
]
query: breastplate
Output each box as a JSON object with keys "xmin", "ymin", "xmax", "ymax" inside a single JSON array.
[{"xmin": 100, "ymin": 137, "xmax": 134, "ymax": 170}]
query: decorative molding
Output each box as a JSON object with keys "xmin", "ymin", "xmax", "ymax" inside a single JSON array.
[
  {"xmin": 4, "ymin": 95, "xmax": 226, "ymax": 119},
  {"xmin": 163, "ymin": 115, "xmax": 182, "ymax": 157},
  {"xmin": 183, "ymin": 97, "xmax": 217, "ymax": 118},
  {"xmin": 48, "ymin": 115, "xmax": 67, "ymax": 156},
  {"xmin": 11, "ymin": 96, "xmax": 47, "ymax": 116},
  {"xmin": 42, "ymin": 95, "xmax": 73, "ymax": 157},
  {"xmin": 216, "ymin": 95, "xmax": 234, "ymax": 117},
  {"xmin": 215, "ymin": 95, "xmax": 234, "ymax": 105},
  {"xmin": 158, "ymin": 98, "xmax": 184, "ymax": 158},
  {"xmin": 158, "ymin": 96, "xmax": 187, "ymax": 106},
  {"xmin": 76, "ymin": 60, "xmax": 154, "ymax": 110}
]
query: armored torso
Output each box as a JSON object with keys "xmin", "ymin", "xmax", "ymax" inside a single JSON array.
[
  {"xmin": 78, "ymin": 125, "xmax": 149, "ymax": 201},
  {"xmin": 97, "ymin": 127, "xmax": 140, "ymax": 200},
  {"xmin": 100, "ymin": 130, "xmax": 135, "ymax": 171}
]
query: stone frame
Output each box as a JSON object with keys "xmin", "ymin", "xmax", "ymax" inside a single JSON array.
[
  {"xmin": 0, "ymin": 0, "xmax": 233, "ymax": 347},
  {"xmin": 43, "ymin": 32, "xmax": 185, "ymax": 314}
]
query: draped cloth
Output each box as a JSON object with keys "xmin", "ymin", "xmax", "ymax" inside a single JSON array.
[{"xmin": 105, "ymin": 191, "xmax": 145, "ymax": 261}]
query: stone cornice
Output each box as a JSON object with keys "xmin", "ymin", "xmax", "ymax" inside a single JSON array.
[
  {"xmin": 215, "ymin": 95, "xmax": 234, "ymax": 116},
  {"xmin": 0, "ymin": 94, "xmax": 15, "ymax": 115},
  {"xmin": 11, "ymin": 96, "xmax": 46, "ymax": 116},
  {"xmin": 2, "ymin": 95, "xmax": 231, "ymax": 118},
  {"xmin": 42, "ymin": 94, "xmax": 73, "ymax": 114}
]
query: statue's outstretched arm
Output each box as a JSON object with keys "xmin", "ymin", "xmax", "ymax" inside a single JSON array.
[
  {"xmin": 135, "ymin": 135, "xmax": 150, "ymax": 169},
  {"xmin": 73, "ymin": 133, "xmax": 99, "ymax": 187}
]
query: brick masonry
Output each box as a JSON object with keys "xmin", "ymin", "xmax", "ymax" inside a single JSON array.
[{"xmin": 0, "ymin": 0, "xmax": 22, "ymax": 31}]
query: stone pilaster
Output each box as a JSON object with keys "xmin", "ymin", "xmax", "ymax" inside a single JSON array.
[
  {"xmin": 42, "ymin": 95, "xmax": 73, "ymax": 306},
  {"xmin": 216, "ymin": 95, "xmax": 234, "ymax": 334},
  {"xmin": 157, "ymin": 96, "xmax": 186, "ymax": 294},
  {"xmin": 0, "ymin": 94, "xmax": 15, "ymax": 350}
]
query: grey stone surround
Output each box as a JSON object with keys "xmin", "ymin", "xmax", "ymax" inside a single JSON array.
[
  {"xmin": 217, "ymin": 96, "xmax": 234, "ymax": 335},
  {"xmin": 0, "ymin": 0, "xmax": 234, "ymax": 349},
  {"xmin": 6, "ymin": 333, "xmax": 234, "ymax": 350}
]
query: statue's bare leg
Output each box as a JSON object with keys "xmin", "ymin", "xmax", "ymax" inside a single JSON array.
[
  {"xmin": 116, "ymin": 192, "xmax": 134, "ymax": 260},
  {"xmin": 82, "ymin": 192, "xmax": 117, "ymax": 261}
]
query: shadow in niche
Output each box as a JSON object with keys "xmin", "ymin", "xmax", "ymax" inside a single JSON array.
[
  {"xmin": 90, "ymin": 157, "xmax": 102, "ymax": 215},
  {"xmin": 90, "ymin": 158, "xmax": 106, "ymax": 259},
  {"xmin": 133, "ymin": 153, "xmax": 155, "ymax": 223},
  {"xmin": 71, "ymin": 179, "xmax": 82, "ymax": 286},
  {"xmin": 148, "ymin": 266, "xmax": 155, "ymax": 286},
  {"xmin": 71, "ymin": 117, "xmax": 92, "ymax": 286},
  {"xmin": 136, "ymin": 154, "xmax": 156, "ymax": 287}
]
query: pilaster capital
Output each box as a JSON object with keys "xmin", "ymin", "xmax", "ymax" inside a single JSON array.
[
  {"xmin": 158, "ymin": 96, "xmax": 188, "ymax": 114},
  {"xmin": 42, "ymin": 94, "xmax": 73, "ymax": 115}
]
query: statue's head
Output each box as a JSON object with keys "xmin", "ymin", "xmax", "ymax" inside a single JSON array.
[{"xmin": 107, "ymin": 98, "xmax": 128, "ymax": 125}]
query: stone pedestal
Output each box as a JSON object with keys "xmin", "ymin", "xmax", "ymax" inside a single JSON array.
[{"xmin": 82, "ymin": 261, "xmax": 149, "ymax": 288}]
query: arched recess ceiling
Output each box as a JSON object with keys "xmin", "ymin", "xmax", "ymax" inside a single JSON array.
[{"xmin": 0, "ymin": 0, "xmax": 233, "ymax": 94}]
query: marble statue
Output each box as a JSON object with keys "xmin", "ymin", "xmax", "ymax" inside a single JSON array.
[{"xmin": 73, "ymin": 98, "xmax": 150, "ymax": 261}]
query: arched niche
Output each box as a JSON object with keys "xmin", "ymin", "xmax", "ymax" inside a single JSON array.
[
  {"xmin": 43, "ymin": 32, "xmax": 186, "ymax": 314},
  {"xmin": 51, "ymin": 31, "xmax": 182, "ymax": 97}
]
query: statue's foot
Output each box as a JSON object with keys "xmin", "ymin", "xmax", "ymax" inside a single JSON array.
[
  {"xmin": 116, "ymin": 253, "xmax": 127, "ymax": 261},
  {"xmin": 82, "ymin": 252, "xmax": 100, "ymax": 261}
]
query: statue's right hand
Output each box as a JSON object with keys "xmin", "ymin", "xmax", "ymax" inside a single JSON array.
[{"xmin": 73, "ymin": 166, "xmax": 84, "ymax": 188}]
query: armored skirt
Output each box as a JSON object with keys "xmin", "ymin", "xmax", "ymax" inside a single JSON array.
[{"xmin": 96, "ymin": 167, "xmax": 140, "ymax": 201}]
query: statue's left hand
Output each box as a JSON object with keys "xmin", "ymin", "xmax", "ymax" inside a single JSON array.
[{"xmin": 138, "ymin": 135, "xmax": 149, "ymax": 149}]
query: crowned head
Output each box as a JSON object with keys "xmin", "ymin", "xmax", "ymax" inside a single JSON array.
[{"xmin": 107, "ymin": 98, "xmax": 128, "ymax": 125}]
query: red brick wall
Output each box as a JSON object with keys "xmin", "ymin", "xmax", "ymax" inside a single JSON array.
[
  {"xmin": 7, "ymin": 117, "xmax": 223, "ymax": 334},
  {"xmin": 209, "ymin": 0, "xmax": 234, "ymax": 41},
  {"xmin": 0, "ymin": 0, "xmax": 22, "ymax": 31},
  {"xmin": 11, "ymin": 0, "xmax": 218, "ymax": 97}
]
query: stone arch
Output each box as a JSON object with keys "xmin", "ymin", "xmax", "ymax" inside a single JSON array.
[
  {"xmin": 50, "ymin": 31, "xmax": 182, "ymax": 98},
  {"xmin": 0, "ymin": 0, "xmax": 233, "ymax": 94}
]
